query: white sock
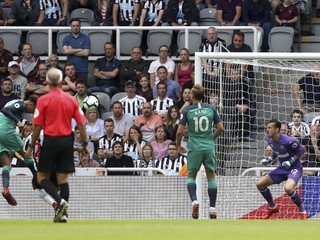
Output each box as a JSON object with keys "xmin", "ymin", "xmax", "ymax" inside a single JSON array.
[
  {"xmin": 209, "ymin": 207, "xmax": 216, "ymax": 213},
  {"xmin": 35, "ymin": 189, "xmax": 56, "ymax": 207},
  {"xmin": 192, "ymin": 200, "xmax": 199, "ymax": 206}
]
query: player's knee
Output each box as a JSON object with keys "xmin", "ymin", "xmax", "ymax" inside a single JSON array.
[
  {"xmin": 284, "ymin": 186, "xmax": 294, "ymax": 195},
  {"xmin": 256, "ymin": 181, "xmax": 263, "ymax": 190}
]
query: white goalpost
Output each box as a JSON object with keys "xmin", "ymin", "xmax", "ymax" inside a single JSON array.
[{"xmin": 194, "ymin": 52, "xmax": 320, "ymax": 219}]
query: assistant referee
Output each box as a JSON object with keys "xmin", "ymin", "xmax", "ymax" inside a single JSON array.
[{"xmin": 26, "ymin": 68, "xmax": 88, "ymax": 223}]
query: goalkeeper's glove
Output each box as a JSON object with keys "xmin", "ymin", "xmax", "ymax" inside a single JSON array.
[
  {"xmin": 260, "ymin": 157, "xmax": 272, "ymax": 166},
  {"xmin": 282, "ymin": 158, "xmax": 295, "ymax": 169}
]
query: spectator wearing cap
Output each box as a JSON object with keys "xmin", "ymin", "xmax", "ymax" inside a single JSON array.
[
  {"xmin": 119, "ymin": 80, "xmax": 146, "ymax": 120},
  {"xmin": 0, "ymin": 37, "xmax": 13, "ymax": 81},
  {"xmin": 0, "ymin": 77, "xmax": 20, "ymax": 109},
  {"xmin": 118, "ymin": 47, "xmax": 149, "ymax": 91},
  {"xmin": 88, "ymin": 42, "xmax": 121, "ymax": 98},
  {"xmin": 7, "ymin": 61, "xmax": 27, "ymax": 100}
]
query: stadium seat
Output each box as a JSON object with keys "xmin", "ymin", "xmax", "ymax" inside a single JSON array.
[
  {"xmin": 88, "ymin": 30, "xmax": 112, "ymax": 55},
  {"xmin": 304, "ymin": 112, "xmax": 320, "ymax": 125},
  {"xmin": 199, "ymin": 8, "xmax": 219, "ymax": 27},
  {"xmin": 268, "ymin": 27, "xmax": 294, "ymax": 52},
  {"xmin": 177, "ymin": 30, "xmax": 202, "ymax": 55},
  {"xmin": 119, "ymin": 30, "xmax": 142, "ymax": 55},
  {"xmin": 111, "ymin": 92, "xmax": 127, "ymax": 104},
  {"xmin": 91, "ymin": 92, "xmax": 111, "ymax": 114},
  {"xmin": 56, "ymin": 30, "xmax": 70, "ymax": 55},
  {"xmin": 240, "ymin": 27, "xmax": 263, "ymax": 52},
  {"xmin": 26, "ymin": 30, "xmax": 49, "ymax": 55},
  {"xmin": 216, "ymin": 29, "xmax": 233, "ymax": 47},
  {"xmin": 146, "ymin": 29, "xmax": 172, "ymax": 56},
  {"xmin": 70, "ymin": 8, "xmax": 94, "ymax": 26},
  {"xmin": 0, "ymin": 30, "xmax": 21, "ymax": 54}
]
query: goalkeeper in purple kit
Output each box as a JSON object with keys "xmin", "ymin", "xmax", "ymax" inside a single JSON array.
[{"xmin": 256, "ymin": 119, "xmax": 308, "ymax": 220}]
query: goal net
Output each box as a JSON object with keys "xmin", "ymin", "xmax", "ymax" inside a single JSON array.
[
  {"xmin": 1, "ymin": 53, "xmax": 320, "ymax": 220},
  {"xmin": 194, "ymin": 52, "xmax": 320, "ymax": 219}
]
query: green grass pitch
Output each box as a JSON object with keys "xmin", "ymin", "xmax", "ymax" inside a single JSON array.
[{"xmin": 1, "ymin": 219, "xmax": 319, "ymax": 240}]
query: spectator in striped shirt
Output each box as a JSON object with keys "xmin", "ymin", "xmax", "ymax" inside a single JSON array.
[
  {"xmin": 124, "ymin": 125, "xmax": 147, "ymax": 161},
  {"xmin": 199, "ymin": 27, "xmax": 226, "ymax": 93},
  {"xmin": 136, "ymin": 143, "xmax": 158, "ymax": 176},
  {"xmin": 119, "ymin": 80, "xmax": 146, "ymax": 120},
  {"xmin": 151, "ymin": 81, "xmax": 174, "ymax": 120},
  {"xmin": 139, "ymin": 0, "xmax": 165, "ymax": 26},
  {"xmin": 112, "ymin": 0, "xmax": 140, "ymax": 26},
  {"xmin": 97, "ymin": 118, "xmax": 123, "ymax": 166},
  {"xmin": 156, "ymin": 141, "xmax": 187, "ymax": 175},
  {"xmin": 36, "ymin": 0, "xmax": 68, "ymax": 26},
  {"xmin": 288, "ymin": 109, "xmax": 310, "ymax": 140}
]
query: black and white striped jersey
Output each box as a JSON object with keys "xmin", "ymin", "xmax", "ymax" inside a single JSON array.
[
  {"xmin": 119, "ymin": 95, "xmax": 146, "ymax": 119},
  {"xmin": 150, "ymin": 97, "xmax": 174, "ymax": 115},
  {"xmin": 124, "ymin": 140, "xmax": 147, "ymax": 160},
  {"xmin": 142, "ymin": 0, "xmax": 165, "ymax": 23},
  {"xmin": 40, "ymin": 0, "xmax": 63, "ymax": 19},
  {"xmin": 288, "ymin": 122, "xmax": 310, "ymax": 136},
  {"xmin": 114, "ymin": 0, "xmax": 140, "ymax": 22},
  {"xmin": 311, "ymin": 115, "xmax": 320, "ymax": 126},
  {"xmin": 98, "ymin": 133, "xmax": 123, "ymax": 151},
  {"xmin": 156, "ymin": 154, "xmax": 187, "ymax": 173}
]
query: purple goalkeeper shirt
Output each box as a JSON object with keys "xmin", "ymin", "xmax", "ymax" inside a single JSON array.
[{"xmin": 267, "ymin": 134, "xmax": 304, "ymax": 184}]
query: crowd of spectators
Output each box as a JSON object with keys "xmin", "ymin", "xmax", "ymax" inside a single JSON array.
[
  {"xmin": 0, "ymin": 0, "xmax": 319, "ymax": 176},
  {"xmin": 0, "ymin": 0, "xmax": 303, "ymax": 52}
]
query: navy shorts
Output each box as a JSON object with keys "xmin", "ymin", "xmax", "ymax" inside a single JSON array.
[{"xmin": 38, "ymin": 135, "xmax": 75, "ymax": 174}]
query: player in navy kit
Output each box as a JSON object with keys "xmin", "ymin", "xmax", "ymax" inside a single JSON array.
[{"xmin": 257, "ymin": 119, "xmax": 308, "ymax": 219}]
